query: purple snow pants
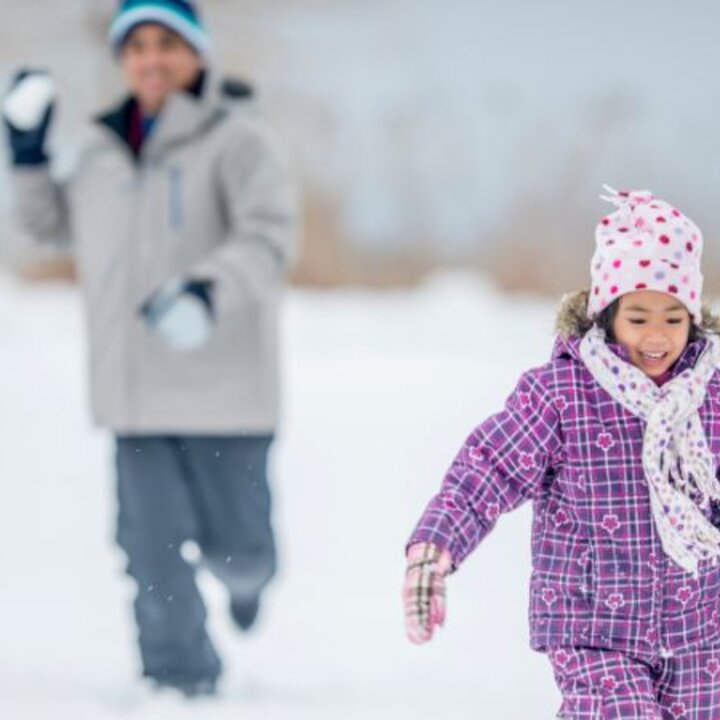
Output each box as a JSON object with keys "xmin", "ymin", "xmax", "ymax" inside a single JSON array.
[{"xmin": 548, "ymin": 645, "xmax": 720, "ymax": 719}]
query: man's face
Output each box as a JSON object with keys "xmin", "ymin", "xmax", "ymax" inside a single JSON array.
[{"xmin": 120, "ymin": 24, "xmax": 203, "ymax": 114}]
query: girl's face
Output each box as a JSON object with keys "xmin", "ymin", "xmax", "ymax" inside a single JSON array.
[{"xmin": 611, "ymin": 290, "xmax": 692, "ymax": 378}]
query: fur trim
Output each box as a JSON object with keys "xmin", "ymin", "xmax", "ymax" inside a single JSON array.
[
  {"xmin": 701, "ymin": 304, "xmax": 720, "ymax": 335},
  {"xmin": 555, "ymin": 289, "xmax": 720, "ymax": 339},
  {"xmin": 555, "ymin": 290, "xmax": 593, "ymax": 338}
]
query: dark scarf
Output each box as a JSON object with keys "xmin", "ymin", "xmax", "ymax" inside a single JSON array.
[{"xmin": 96, "ymin": 70, "xmax": 206, "ymax": 157}]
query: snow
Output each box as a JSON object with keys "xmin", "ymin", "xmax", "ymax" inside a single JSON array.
[{"xmin": 0, "ymin": 271, "xmax": 563, "ymax": 719}]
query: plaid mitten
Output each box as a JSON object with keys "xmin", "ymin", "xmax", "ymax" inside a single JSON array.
[{"xmin": 403, "ymin": 542, "xmax": 453, "ymax": 644}]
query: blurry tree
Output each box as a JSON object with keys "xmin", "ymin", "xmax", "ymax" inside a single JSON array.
[{"xmin": 2, "ymin": 0, "xmax": 720, "ymax": 294}]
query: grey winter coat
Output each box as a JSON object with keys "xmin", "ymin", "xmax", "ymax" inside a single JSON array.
[{"xmin": 11, "ymin": 74, "xmax": 297, "ymax": 434}]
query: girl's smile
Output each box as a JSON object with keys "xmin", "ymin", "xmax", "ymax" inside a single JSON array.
[{"xmin": 611, "ymin": 290, "xmax": 691, "ymax": 378}]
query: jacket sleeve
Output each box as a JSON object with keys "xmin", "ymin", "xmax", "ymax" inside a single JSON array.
[
  {"xmin": 11, "ymin": 166, "xmax": 72, "ymax": 247},
  {"xmin": 408, "ymin": 368, "xmax": 563, "ymax": 568},
  {"xmin": 188, "ymin": 114, "xmax": 298, "ymax": 312}
]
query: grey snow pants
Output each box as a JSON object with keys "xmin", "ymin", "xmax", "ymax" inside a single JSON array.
[{"xmin": 115, "ymin": 435, "xmax": 277, "ymax": 684}]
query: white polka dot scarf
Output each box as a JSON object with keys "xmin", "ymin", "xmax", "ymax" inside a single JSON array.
[{"xmin": 580, "ymin": 325, "xmax": 720, "ymax": 576}]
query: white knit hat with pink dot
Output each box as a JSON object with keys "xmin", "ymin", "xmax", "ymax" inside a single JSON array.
[{"xmin": 587, "ymin": 185, "xmax": 704, "ymax": 325}]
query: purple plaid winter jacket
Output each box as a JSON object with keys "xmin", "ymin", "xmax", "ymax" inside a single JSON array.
[{"xmin": 409, "ymin": 330, "xmax": 720, "ymax": 661}]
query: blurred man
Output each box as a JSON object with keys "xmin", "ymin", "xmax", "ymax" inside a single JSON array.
[{"xmin": 3, "ymin": 0, "xmax": 297, "ymax": 697}]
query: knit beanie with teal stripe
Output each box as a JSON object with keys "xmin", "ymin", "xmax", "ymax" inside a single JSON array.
[{"xmin": 109, "ymin": 0, "xmax": 210, "ymax": 58}]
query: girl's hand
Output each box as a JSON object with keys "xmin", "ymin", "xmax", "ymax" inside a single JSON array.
[{"xmin": 403, "ymin": 542, "xmax": 453, "ymax": 643}]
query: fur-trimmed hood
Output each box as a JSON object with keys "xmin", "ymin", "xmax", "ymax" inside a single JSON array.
[{"xmin": 555, "ymin": 290, "xmax": 720, "ymax": 339}]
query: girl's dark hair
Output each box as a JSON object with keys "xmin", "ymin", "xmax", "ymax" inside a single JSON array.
[
  {"xmin": 595, "ymin": 300, "xmax": 620, "ymax": 342},
  {"xmin": 596, "ymin": 298, "xmax": 700, "ymax": 343}
]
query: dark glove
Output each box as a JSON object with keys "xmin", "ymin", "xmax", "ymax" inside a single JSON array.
[{"xmin": 3, "ymin": 69, "xmax": 56, "ymax": 166}]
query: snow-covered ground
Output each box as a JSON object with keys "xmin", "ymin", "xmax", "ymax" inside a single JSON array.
[{"xmin": 0, "ymin": 272, "xmax": 563, "ymax": 719}]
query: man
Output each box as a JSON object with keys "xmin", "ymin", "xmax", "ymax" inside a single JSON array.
[{"xmin": 3, "ymin": 0, "xmax": 297, "ymax": 697}]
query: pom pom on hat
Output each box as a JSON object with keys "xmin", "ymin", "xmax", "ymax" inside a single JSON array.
[{"xmin": 587, "ymin": 185, "xmax": 704, "ymax": 325}]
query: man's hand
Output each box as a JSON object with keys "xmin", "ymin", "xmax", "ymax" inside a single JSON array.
[
  {"xmin": 3, "ymin": 69, "xmax": 56, "ymax": 166},
  {"xmin": 141, "ymin": 279, "xmax": 215, "ymax": 352}
]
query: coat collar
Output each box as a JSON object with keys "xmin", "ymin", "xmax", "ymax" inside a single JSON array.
[{"xmin": 94, "ymin": 70, "xmax": 253, "ymax": 160}]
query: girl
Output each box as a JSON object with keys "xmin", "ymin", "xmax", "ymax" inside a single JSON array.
[{"xmin": 403, "ymin": 187, "xmax": 720, "ymax": 719}]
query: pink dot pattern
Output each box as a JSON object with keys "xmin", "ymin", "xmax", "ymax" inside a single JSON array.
[{"xmin": 587, "ymin": 188, "xmax": 704, "ymax": 324}]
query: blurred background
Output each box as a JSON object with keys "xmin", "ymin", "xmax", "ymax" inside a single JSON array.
[
  {"xmin": 2, "ymin": 2, "xmax": 720, "ymax": 719},
  {"xmin": 2, "ymin": 0, "xmax": 720, "ymax": 292}
]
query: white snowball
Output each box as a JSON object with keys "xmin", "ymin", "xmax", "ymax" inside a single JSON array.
[
  {"xmin": 3, "ymin": 73, "xmax": 56, "ymax": 130},
  {"xmin": 156, "ymin": 294, "xmax": 213, "ymax": 352}
]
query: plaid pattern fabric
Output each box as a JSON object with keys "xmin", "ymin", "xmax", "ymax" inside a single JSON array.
[
  {"xmin": 549, "ymin": 644, "xmax": 720, "ymax": 719},
  {"xmin": 580, "ymin": 326, "xmax": 720, "ymax": 576},
  {"xmin": 408, "ymin": 333, "xmax": 720, "ymax": 662},
  {"xmin": 403, "ymin": 542, "xmax": 452, "ymax": 643}
]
